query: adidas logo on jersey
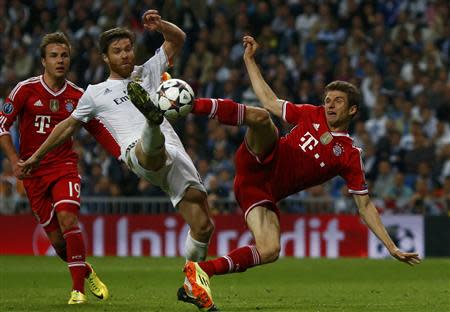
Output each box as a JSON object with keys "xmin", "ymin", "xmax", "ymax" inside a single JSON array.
[
  {"xmin": 313, "ymin": 123, "xmax": 320, "ymax": 131},
  {"xmin": 104, "ymin": 88, "xmax": 112, "ymax": 95},
  {"xmin": 34, "ymin": 100, "xmax": 43, "ymax": 107}
]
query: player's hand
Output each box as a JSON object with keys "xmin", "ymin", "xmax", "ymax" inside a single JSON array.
[
  {"xmin": 390, "ymin": 247, "xmax": 421, "ymax": 266},
  {"xmin": 17, "ymin": 156, "xmax": 41, "ymax": 176},
  {"xmin": 243, "ymin": 36, "xmax": 259, "ymax": 60},
  {"xmin": 12, "ymin": 161, "xmax": 27, "ymax": 180},
  {"xmin": 142, "ymin": 10, "xmax": 162, "ymax": 32}
]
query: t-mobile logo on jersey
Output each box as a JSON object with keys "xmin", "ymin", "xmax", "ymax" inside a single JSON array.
[
  {"xmin": 299, "ymin": 131, "xmax": 318, "ymax": 152},
  {"xmin": 34, "ymin": 115, "xmax": 51, "ymax": 134}
]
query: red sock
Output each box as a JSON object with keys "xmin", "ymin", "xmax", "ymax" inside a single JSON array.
[
  {"xmin": 199, "ymin": 245, "xmax": 261, "ymax": 277},
  {"xmin": 193, "ymin": 98, "xmax": 246, "ymax": 126},
  {"xmin": 64, "ymin": 226, "xmax": 87, "ymax": 293}
]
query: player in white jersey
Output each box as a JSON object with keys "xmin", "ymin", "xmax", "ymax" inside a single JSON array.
[{"xmin": 19, "ymin": 11, "xmax": 215, "ymax": 272}]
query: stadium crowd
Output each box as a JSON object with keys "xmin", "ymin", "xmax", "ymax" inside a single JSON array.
[{"xmin": 0, "ymin": 0, "xmax": 449, "ymax": 215}]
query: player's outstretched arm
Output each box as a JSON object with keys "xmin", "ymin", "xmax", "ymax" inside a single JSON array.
[
  {"xmin": 18, "ymin": 116, "xmax": 82, "ymax": 174},
  {"xmin": 0, "ymin": 135, "xmax": 25, "ymax": 179},
  {"xmin": 353, "ymin": 194, "xmax": 421, "ymax": 266},
  {"xmin": 243, "ymin": 35, "xmax": 283, "ymax": 118},
  {"xmin": 142, "ymin": 9, "xmax": 186, "ymax": 61}
]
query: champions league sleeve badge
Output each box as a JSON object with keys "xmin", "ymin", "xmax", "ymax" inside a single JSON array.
[{"xmin": 2, "ymin": 102, "xmax": 14, "ymax": 115}]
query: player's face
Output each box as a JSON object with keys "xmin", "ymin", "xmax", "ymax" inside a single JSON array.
[
  {"xmin": 42, "ymin": 43, "xmax": 70, "ymax": 79},
  {"xmin": 324, "ymin": 90, "xmax": 357, "ymax": 130},
  {"xmin": 104, "ymin": 38, "xmax": 135, "ymax": 78}
]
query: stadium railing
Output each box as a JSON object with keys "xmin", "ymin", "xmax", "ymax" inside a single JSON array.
[{"xmin": 0, "ymin": 196, "xmax": 447, "ymax": 215}]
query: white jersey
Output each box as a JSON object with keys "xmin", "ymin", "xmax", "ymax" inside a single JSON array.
[{"xmin": 72, "ymin": 46, "xmax": 179, "ymax": 160}]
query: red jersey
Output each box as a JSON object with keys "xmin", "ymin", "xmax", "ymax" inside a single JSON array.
[
  {"xmin": 234, "ymin": 102, "xmax": 368, "ymax": 214},
  {"xmin": 0, "ymin": 75, "xmax": 120, "ymax": 176},
  {"xmin": 273, "ymin": 102, "xmax": 368, "ymax": 199}
]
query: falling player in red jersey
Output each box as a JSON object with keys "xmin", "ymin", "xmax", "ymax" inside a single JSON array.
[
  {"xmin": 177, "ymin": 36, "xmax": 421, "ymax": 310},
  {"xmin": 0, "ymin": 32, "xmax": 108, "ymax": 304}
]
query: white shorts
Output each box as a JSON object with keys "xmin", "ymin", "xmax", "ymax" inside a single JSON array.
[{"xmin": 125, "ymin": 139, "xmax": 206, "ymax": 208}]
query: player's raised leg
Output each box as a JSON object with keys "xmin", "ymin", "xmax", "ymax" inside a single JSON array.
[
  {"xmin": 127, "ymin": 81, "xmax": 167, "ymax": 171},
  {"xmin": 127, "ymin": 81, "xmax": 163, "ymax": 125},
  {"xmin": 192, "ymin": 98, "xmax": 278, "ymax": 157}
]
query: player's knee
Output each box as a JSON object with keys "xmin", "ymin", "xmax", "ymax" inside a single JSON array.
[
  {"xmin": 181, "ymin": 188, "xmax": 215, "ymax": 239},
  {"xmin": 57, "ymin": 210, "xmax": 79, "ymax": 232},
  {"xmin": 258, "ymin": 243, "xmax": 281, "ymax": 264},
  {"xmin": 248, "ymin": 107, "xmax": 271, "ymax": 126}
]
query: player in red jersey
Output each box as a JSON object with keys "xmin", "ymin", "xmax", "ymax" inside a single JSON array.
[
  {"xmin": 177, "ymin": 36, "xmax": 421, "ymax": 310},
  {"xmin": 0, "ymin": 32, "xmax": 108, "ymax": 304}
]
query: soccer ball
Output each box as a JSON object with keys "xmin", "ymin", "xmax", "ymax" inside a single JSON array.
[{"xmin": 156, "ymin": 78, "xmax": 194, "ymax": 120}]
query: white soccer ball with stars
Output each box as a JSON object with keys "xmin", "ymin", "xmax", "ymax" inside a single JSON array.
[{"xmin": 156, "ymin": 78, "xmax": 194, "ymax": 120}]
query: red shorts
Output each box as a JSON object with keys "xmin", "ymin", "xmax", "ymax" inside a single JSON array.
[
  {"xmin": 23, "ymin": 168, "xmax": 81, "ymax": 232},
  {"xmin": 233, "ymin": 139, "xmax": 280, "ymax": 221}
]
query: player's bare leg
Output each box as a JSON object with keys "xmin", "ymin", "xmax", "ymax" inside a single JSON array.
[
  {"xmin": 246, "ymin": 206, "xmax": 281, "ymax": 264},
  {"xmin": 135, "ymin": 139, "xmax": 166, "ymax": 171},
  {"xmin": 178, "ymin": 188, "xmax": 214, "ymax": 260},
  {"xmin": 243, "ymin": 107, "xmax": 278, "ymax": 158},
  {"xmin": 46, "ymin": 230, "xmax": 67, "ymax": 261}
]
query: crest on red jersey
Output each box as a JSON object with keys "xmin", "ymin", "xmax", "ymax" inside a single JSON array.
[
  {"xmin": 49, "ymin": 99, "xmax": 59, "ymax": 112},
  {"xmin": 333, "ymin": 143, "xmax": 344, "ymax": 156},
  {"xmin": 65, "ymin": 100, "xmax": 74, "ymax": 112}
]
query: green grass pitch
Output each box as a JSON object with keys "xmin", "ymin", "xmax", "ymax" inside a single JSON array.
[{"xmin": 0, "ymin": 256, "xmax": 448, "ymax": 312}]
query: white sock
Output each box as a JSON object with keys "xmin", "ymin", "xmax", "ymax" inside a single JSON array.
[
  {"xmin": 185, "ymin": 231, "xmax": 208, "ymax": 262},
  {"xmin": 141, "ymin": 121, "xmax": 165, "ymax": 155}
]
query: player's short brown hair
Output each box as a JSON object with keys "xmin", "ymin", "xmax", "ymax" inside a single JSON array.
[
  {"xmin": 324, "ymin": 80, "xmax": 361, "ymax": 110},
  {"xmin": 99, "ymin": 27, "xmax": 135, "ymax": 54},
  {"xmin": 40, "ymin": 32, "xmax": 71, "ymax": 58}
]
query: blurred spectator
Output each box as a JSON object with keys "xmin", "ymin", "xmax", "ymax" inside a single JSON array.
[
  {"xmin": 373, "ymin": 160, "xmax": 395, "ymax": 199},
  {"xmin": 0, "ymin": 158, "xmax": 25, "ymax": 214},
  {"xmin": 365, "ymin": 99, "xmax": 388, "ymax": 144},
  {"xmin": 434, "ymin": 176, "xmax": 450, "ymax": 215},
  {"xmin": 409, "ymin": 179, "xmax": 441, "ymax": 215},
  {"xmin": 385, "ymin": 172, "xmax": 414, "ymax": 213}
]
